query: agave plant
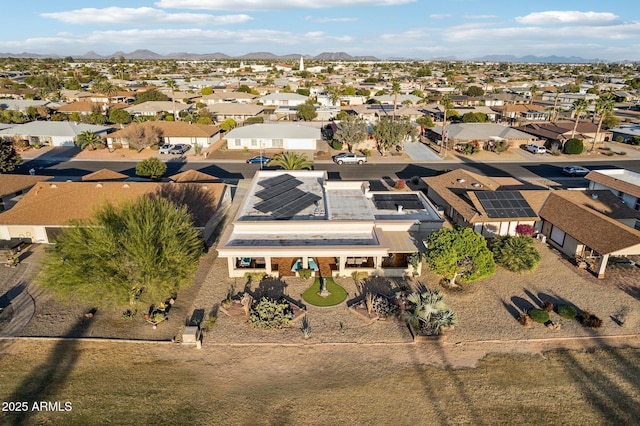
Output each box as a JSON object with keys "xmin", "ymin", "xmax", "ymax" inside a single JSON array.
[{"xmin": 402, "ymin": 289, "xmax": 456, "ymax": 335}]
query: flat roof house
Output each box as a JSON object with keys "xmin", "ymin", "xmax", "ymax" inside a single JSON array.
[
  {"xmin": 216, "ymin": 170, "xmax": 444, "ymax": 278},
  {"xmin": 224, "ymin": 122, "xmax": 320, "ymax": 151},
  {"xmin": 586, "ymin": 168, "xmax": 640, "ymax": 215}
]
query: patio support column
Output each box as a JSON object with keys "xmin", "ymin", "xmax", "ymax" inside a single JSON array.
[
  {"xmin": 596, "ymin": 254, "xmax": 609, "ymax": 279},
  {"xmin": 337, "ymin": 256, "xmax": 345, "ymax": 277},
  {"xmin": 375, "ymin": 255, "xmax": 383, "ymax": 275},
  {"xmin": 302, "ymin": 257, "xmax": 309, "ymax": 269},
  {"xmin": 265, "ymin": 257, "xmax": 272, "ymax": 275},
  {"xmin": 227, "ymin": 257, "xmax": 235, "ymax": 277}
]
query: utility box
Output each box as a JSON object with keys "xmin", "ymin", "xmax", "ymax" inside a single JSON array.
[{"xmin": 182, "ymin": 326, "xmax": 200, "ymax": 345}]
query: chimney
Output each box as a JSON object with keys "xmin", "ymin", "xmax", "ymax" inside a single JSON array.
[{"xmin": 397, "ymin": 205, "xmax": 403, "ymax": 213}]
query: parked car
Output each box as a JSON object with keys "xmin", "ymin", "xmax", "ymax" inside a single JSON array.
[
  {"xmin": 169, "ymin": 144, "xmax": 190, "ymax": 154},
  {"xmin": 159, "ymin": 144, "xmax": 173, "ymax": 154},
  {"xmin": 524, "ymin": 144, "xmax": 546, "ymax": 154},
  {"xmin": 246, "ymin": 155, "xmax": 270, "ymax": 164},
  {"xmin": 332, "ymin": 152, "xmax": 367, "ymax": 165},
  {"xmin": 562, "ymin": 165, "xmax": 591, "ymax": 177}
]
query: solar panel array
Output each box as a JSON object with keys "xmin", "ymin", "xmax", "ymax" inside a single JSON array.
[
  {"xmin": 474, "ymin": 191, "xmax": 537, "ymax": 219},
  {"xmin": 254, "ymin": 174, "xmax": 322, "ymax": 219},
  {"xmin": 373, "ymin": 193, "xmax": 423, "ymax": 210}
]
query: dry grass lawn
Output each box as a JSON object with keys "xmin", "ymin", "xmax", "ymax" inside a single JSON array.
[{"xmin": 1, "ymin": 339, "xmax": 639, "ymax": 425}]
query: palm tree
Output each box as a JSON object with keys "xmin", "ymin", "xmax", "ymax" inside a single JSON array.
[
  {"xmin": 440, "ymin": 95, "xmax": 453, "ymax": 157},
  {"xmin": 391, "ymin": 80, "xmax": 401, "ymax": 120},
  {"xmin": 76, "ymin": 131, "xmax": 103, "ymax": 150},
  {"xmin": 591, "ymin": 95, "xmax": 615, "ymax": 151},
  {"xmin": 268, "ymin": 151, "xmax": 313, "ymax": 170},
  {"xmin": 570, "ymin": 98, "xmax": 590, "ymax": 140},
  {"xmin": 402, "ymin": 289, "xmax": 457, "ymax": 335},
  {"xmin": 166, "ymin": 78, "xmax": 178, "ymax": 121}
]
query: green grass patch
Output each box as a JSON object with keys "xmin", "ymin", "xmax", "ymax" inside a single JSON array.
[{"xmin": 302, "ymin": 277, "xmax": 348, "ymax": 307}]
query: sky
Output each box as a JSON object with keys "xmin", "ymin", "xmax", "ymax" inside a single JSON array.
[{"xmin": 0, "ymin": 1, "xmax": 638, "ymax": 61}]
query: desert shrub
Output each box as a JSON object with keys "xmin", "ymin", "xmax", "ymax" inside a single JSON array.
[
  {"xmin": 300, "ymin": 316, "xmax": 311, "ymax": 338},
  {"xmin": 297, "ymin": 268, "xmax": 313, "ymax": 280},
  {"xmin": 411, "ymin": 176, "xmax": 420, "ymax": 185},
  {"xmin": 245, "ymin": 116, "xmax": 264, "ymax": 125},
  {"xmin": 515, "ymin": 224, "xmax": 536, "ymax": 237},
  {"xmin": 459, "ymin": 143, "xmax": 479, "ymax": 155},
  {"xmin": 563, "ymin": 138, "xmax": 584, "ymax": 154},
  {"xmin": 518, "ymin": 312, "xmax": 532, "ymax": 327},
  {"xmin": 529, "ymin": 308, "xmax": 550, "ymax": 324},
  {"xmin": 12, "ymin": 138, "xmax": 29, "ymax": 149},
  {"xmin": 580, "ymin": 310, "xmax": 603, "ymax": 328},
  {"xmin": 494, "ymin": 139, "xmax": 510, "ymax": 153},
  {"xmin": 372, "ymin": 295, "xmax": 397, "ymax": 319},
  {"xmin": 492, "ymin": 235, "xmax": 541, "ymax": 273},
  {"xmin": 244, "ymin": 272, "xmax": 266, "ymax": 283},
  {"xmin": 614, "ymin": 135, "xmax": 624, "ymax": 143},
  {"xmin": 249, "ymin": 297, "xmax": 292, "ymax": 329},
  {"xmin": 394, "ymin": 179, "xmax": 406, "ymax": 190},
  {"xmin": 557, "ymin": 304, "xmax": 577, "ymax": 319},
  {"xmin": 541, "ymin": 301, "xmax": 554, "ymax": 313},
  {"xmin": 112, "ymin": 142, "xmax": 123, "ymax": 150},
  {"xmin": 360, "ymin": 148, "xmax": 371, "ymax": 157},
  {"xmin": 330, "ymin": 139, "xmax": 343, "ymax": 150}
]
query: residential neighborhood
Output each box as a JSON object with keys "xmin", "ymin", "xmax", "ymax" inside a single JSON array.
[{"xmin": 2, "ymin": 49, "xmax": 640, "ymax": 424}]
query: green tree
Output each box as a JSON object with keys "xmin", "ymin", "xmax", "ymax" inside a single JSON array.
[
  {"xmin": 200, "ymin": 86, "xmax": 213, "ymax": 96},
  {"xmin": 373, "ymin": 116, "xmax": 417, "ymax": 155},
  {"xmin": 564, "ymin": 138, "xmax": 584, "ymax": 154},
  {"xmin": 296, "ymin": 88, "xmax": 310, "ymax": 96},
  {"xmin": 0, "ymin": 138, "xmax": 23, "ymax": 172},
  {"xmin": 135, "ymin": 157, "xmax": 167, "ymax": 180},
  {"xmin": 462, "ymin": 112, "xmax": 488, "ymax": 123},
  {"xmin": 491, "ymin": 235, "xmax": 541, "ymax": 273},
  {"xmin": 326, "ymin": 85, "xmax": 342, "ymax": 106},
  {"xmin": 296, "ymin": 99, "xmax": 318, "ymax": 121},
  {"xmin": 134, "ymin": 89, "xmax": 169, "ymax": 104},
  {"xmin": 64, "ymin": 78, "xmax": 82, "ymax": 90},
  {"xmin": 424, "ymin": 226, "xmax": 496, "ymax": 287},
  {"xmin": 38, "ymin": 196, "xmax": 202, "ymax": 309},
  {"xmin": 166, "ymin": 78, "xmax": 179, "ymax": 121},
  {"xmin": 416, "ymin": 115, "xmax": 434, "ymax": 129},
  {"xmin": 334, "ymin": 115, "xmax": 367, "ymax": 152},
  {"xmin": 268, "ymin": 151, "xmax": 313, "ymax": 170},
  {"xmin": 219, "ymin": 118, "xmax": 237, "ymax": 132},
  {"xmin": 75, "ymin": 131, "xmax": 104, "ymax": 150},
  {"xmin": 391, "ymin": 80, "xmax": 401, "ymax": 119},
  {"xmin": 108, "ymin": 108, "xmax": 132, "ymax": 126},
  {"xmin": 465, "ymin": 86, "xmax": 484, "ymax": 97},
  {"xmin": 440, "ymin": 95, "xmax": 454, "ymax": 157}
]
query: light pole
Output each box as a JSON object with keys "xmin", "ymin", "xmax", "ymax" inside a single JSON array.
[{"xmin": 259, "ymin": 141, "xmax": 264, "ymax": 170}]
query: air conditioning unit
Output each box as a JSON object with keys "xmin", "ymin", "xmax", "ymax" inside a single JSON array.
[{"xmin": 536, "ymin": 234, "xmax": 547, "ymax": 243}]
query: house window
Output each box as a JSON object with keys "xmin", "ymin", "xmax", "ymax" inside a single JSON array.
[
  {"xmin": 234, "ymin": 139, "xmax": 241, "ymax": 147},
  {"xmin": 634, "ymin": 198, "xmax": 640, "ymax": 212},
  {"xmin": 272, "ymin": 139, "xmax": 284, "ymax": 148},
  {"xmin": 549, "ymin": 225, "xmax": 566, "ymax": 246},
  {"xmin": 617, "ymin": 190, "xmax": 624, "ymax": 199},
  {"xmin": 251, "ymin": 138, "xmax": 257, "ymax": 147}
]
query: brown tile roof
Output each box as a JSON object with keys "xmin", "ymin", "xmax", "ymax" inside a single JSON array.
[
  {"xmin": 108, "ymin": 121, "xmax": 220, "ymax": 139},
  {"xmin": 539, "ymin": 191, "xmax": 640, "ymax": 254},
  {"xmin": 81, "ymin": 169, "xmax": 129, "ymax": 182},
  {"xmin": 0, "ymin": 174, "xmax": 52, "ymax": 198},
  {"xmin": 585, "ymin": 170, "xmax": 640, "ymax": 199},
  {"xmin": 168, "ymin": 170, "xmax": 221, "ymax": 183},
  {"xmin": 0, "ymin": 181, "xmax": 225, "ymax": 228},
  {"xmin": 55, "ymin": 102, "xmax": 103, "ymax": 113}
]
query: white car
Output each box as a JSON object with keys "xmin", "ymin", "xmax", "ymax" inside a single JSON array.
[
  {"xmin": 524, "ymin": 144, "xmax": 546, "ymax": 154},
  {"xmin": 159, "ymin": 144, "xmax": 173, "ymax": 154}
]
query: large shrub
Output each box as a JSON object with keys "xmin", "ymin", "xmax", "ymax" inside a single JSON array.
[
  {"xmin": 135, "ymin": 157, "xmax": 167, "ymax": 180},
  {"xmin": 492, "ymin": 235, "xmax": 541, "ymax": 273},
  {"xmin": 249, "ymin": 297, "xmax": 292, "ymax": 329},
  {"xmin": 557, "ymin": 305, "xmax": 577, "ymax": 319},
  {"xmin": 529, "ymin": 308, "xmax": 550, "ymax": 324},
  {"xmin": 563, "ymin": 138, "xmax": 584, "ymax": 154}
]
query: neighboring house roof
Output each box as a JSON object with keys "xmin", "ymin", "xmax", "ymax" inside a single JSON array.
[
  {"xmin": 225, "ymin": 123, "xmax": 320, "ymax": 140},
  {"xmin": 124, "ymin": 101, "xmax": 191, "ymax": 114},
  {"xmin": 0, "ymin": 181, "xmax": 225, "ymax": 228},
  {"xmin": 206, "ymin": 103, "xmax": 264, "ymax": 115},
  {"xmin": 168, "ymin": 170, "xmax": 221, "ymax": 183},
  {"xmin": 585, "ymin": 169, "xmax": 640, "ymax": 199},
  {"xmin": 0, "ymin": 99, "xmax": 52, "ymax": 111},
  {"xmin": 0, "ymin": 122, "xmax": 111, "ymax": 137},
  {"xmin": 54, "ymin": 102, "xmax": 103, "ymax": 113},
  {"xmin": 517, "ymin": 121, "xmax": 601, "ymax": 141},
  {"xmin": 539, "ymin": 191, "xmax": 640, "ymax": 255},
  {"xmin": 429, "ymin": 123, "xmax": 537, "ymax": 141},
  {"xmin": 81, "ymin": 169, "xmax": 129, "ymax": 182},
  {"xmin": 258, "ymin": 93, "xmax": 308, "ymax": 102},
  {"xmin": 0, "ymin": 174, "xmax": 51, "ymax": 198},
  {"xmin": 371, "ymin": 94, "xmax": 422, "ymax": 104},
  {"xmin": 108, "ymin": 121, "xmax": 220, "ymax": 139}
]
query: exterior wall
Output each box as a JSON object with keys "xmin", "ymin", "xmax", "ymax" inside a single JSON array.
[
  {"xmin": 2, "ymin": 225, "xmax": 48, "ymax": 243},
  {"xmin": 542, "ymin": 221, "xmax": 581, "ymax": 257},
  {"xmin": 226, "ymin": 137, "xmax": 317, "ymax": 150}
]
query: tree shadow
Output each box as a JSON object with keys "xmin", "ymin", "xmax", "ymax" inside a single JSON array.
[
  {"xmin": 4, "ymin": 315, "xmax": 93, "ymax": 425},
  {"xmin": 511, "ymin": 296, "xmax": 535, "ymax": 313},
  {"xmin": 0, "ymin": 283, "xmax": 26, "ymax": 310},
  {"xmin": 501, "ymin": 299, "xmax": 521, "ymax": 320},
  {"xmin": 187, "ymin": 308, "xmax": 205, "ymax": 326},
  {"xmin": 348, "ymin": 276, "xmax": 405, "ymax": 305},
  {"xmin": 252, "ymin": 277, "xmax": 289, "ymax": 300},
  {"xmin": 154, "ymin": 182, "xmax": 219, "ymax": 228}
]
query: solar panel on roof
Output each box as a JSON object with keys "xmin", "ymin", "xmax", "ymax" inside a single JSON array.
[
  {"xmin": 272, "ymin": 193, "xmax": 321, "ymax": 218},
  {"xmin": 254, "ymin": 188, "xmax": 306, "ymax": 213},
  {"xmin": 475, "ymin": 191, "xmax": 537, "ymax": 219},
  {"xmin": 255, "ymin": 178, "xmax": 302, "ymax": 200},
  {"xmin": 372, "ymin": 193, "xmax": 423, "ymax": 210},
  {"xmin": 258, "ymin": 173, "xmax": 295, "ymax": 188}
]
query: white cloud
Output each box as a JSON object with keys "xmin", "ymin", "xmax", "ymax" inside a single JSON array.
[
  {"xmin": 461, "ymin": 15, "xmax": 497, "ymax": 20},
  {"xmin": 155, "ymin": 0, "xmax": 415, "ymax": 11},
  {"xmin": 515, "ymin": 11, "xmax": 619, "ymax": 26},
  {"xmin": 305, "ymin": 16, "xmax": 358, "ymax": 23},
  {"xmin": 429, "ymin": 14, "xmax": 451, "ymax": 20},
  {"xmin": 41, "ymin": 7, "xmax": 252, "ymax": 25}
]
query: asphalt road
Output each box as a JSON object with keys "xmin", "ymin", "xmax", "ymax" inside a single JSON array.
[{"xmin": 13, "ymin": 157, "xmax": 640, "ymax": 183}]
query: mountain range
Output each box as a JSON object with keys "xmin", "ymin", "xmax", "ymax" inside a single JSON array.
[{"xmin": 0, "ymin": 50, "xmax": 619, "ymax": 63}]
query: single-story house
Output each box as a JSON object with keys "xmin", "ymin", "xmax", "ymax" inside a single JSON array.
[
  {"xmin": 586, "ymin": 168, "xmax": 640, "ymax": 214},
  {"xmin": 0, "ymin": 174, "xmax": 51, "ymax": 212},
  {"xmin": 0, "ymin": 122, "xmax": 111, "ymax": 147},
  {"xmin": 224, "ymin": 123, "xmax": 321, "ymax": 151},
  {"xmin": 198, "ymin": 91, "xmax": 257, "ymax": 105},
  {"xmin": 517, "ymin": 121, "xmax": 611, "ymax": 148},
  {"xmin": 257, "ymin": 93, "xmax": 308, "ymax": 107},
  {"xmin": 205, "ymin": 103, "xmax": 265, "ymax": 123},
  {"xmin": 216, "ymin": 170, "xmax": 444, "ymax": 278},
  {"xmin": 0, "ymin": 177, "xmax": 229, "ymax": 244},
  {"xmin": 124, "ymin": 101, "xmax": 192, "ymax": 118},
  {"xmin": 106, "ymin": 121, "xmax": 221, "ymax": 149},
  {"xmin": 426, "ymin": 123, "xmax": 539, "ymax": 151},
  {"xmin": 423, "ymin": 169, "xmax": 549, "ymax": 237},
  {"xmin": 608, "ymin": 124, "xmax": 640, "ymax": 144},
  {"xmin": 539, "ymin": 190, "xmax": 640, "ymax": 278}
]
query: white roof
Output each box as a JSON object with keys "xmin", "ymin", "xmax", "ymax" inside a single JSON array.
[
  {"xmin": 0, "ymin": 121, "xmax": 110, "ymax": 137},
  {"xmin": 258, "ymin": 93, "xmax": 308, "ymax": 101},
  {"xmin": 430, "ymin": 123, "xmax": 536, "ymax": 140},
  {"xmin": 225, "ymin": 123, "xmax": 320, "ymax": 140}
]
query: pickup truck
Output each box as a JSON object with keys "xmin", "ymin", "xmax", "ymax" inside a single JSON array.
[{"xmin": 332, "ymin": 152, "xmax": 367, "ymax": 165}]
